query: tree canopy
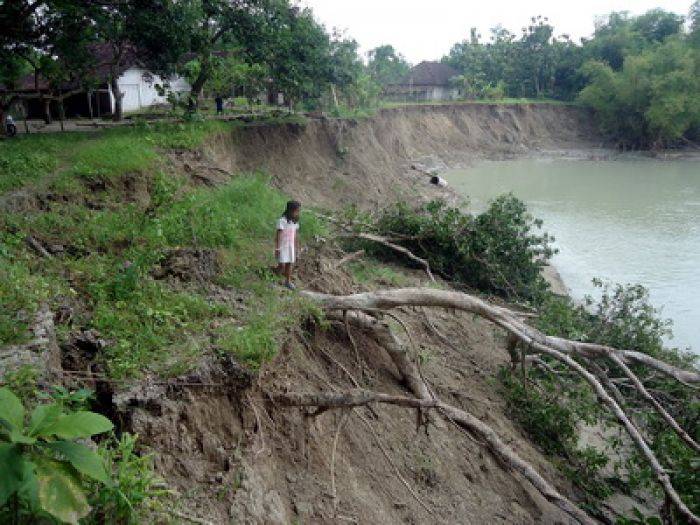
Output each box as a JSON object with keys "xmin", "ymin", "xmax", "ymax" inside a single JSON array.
[{"xmin": 442, "ymin": 4, "xmax": 700, "ymax": 147}]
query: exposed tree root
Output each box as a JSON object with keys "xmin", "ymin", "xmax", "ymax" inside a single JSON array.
[
  {"xmin": 330, "ymin": 410, "xmax": 351, "ymax": 515},
  {"xmin": 303, "ymin": 288, "xmax": 699, "ymax": 385},
  {"xmin": 275, "ymin": 389, "xmax": 594, "ymax": 525},
  {"xmin": 299, "ymin": 287, "xmax": 700, "ymax": 524}
]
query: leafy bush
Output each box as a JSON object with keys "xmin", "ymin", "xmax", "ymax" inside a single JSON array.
[
  {"xmin": 368, "ymin": 196, "xmax": 556, "ymax": 301},
  {"xmin": 498, "ymin": 367, "xmax": 578, "ymax": 456},
  {"xmin": 498, "ymin": 368, "xmax": 613, "ymax": 505},
  {"xmin": 532, "ymin": 281, "xmax": 699, "ymax": 516},
  {"xmin": 87, "ymin": 433, "xmax": 169, "ymax": 525},
  {"xmin": 0, "ymin": 387, "xmax": 113, "ymax": 524}
]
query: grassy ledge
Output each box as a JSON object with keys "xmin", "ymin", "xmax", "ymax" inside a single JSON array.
[{"xmin": 1, "ymin": 122, "xmax": 324, "ymax": 378}]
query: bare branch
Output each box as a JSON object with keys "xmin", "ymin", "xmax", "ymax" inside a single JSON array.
[
  {"xmin": 608, "ymin": 354, "xmax": 699, "ymax": 453},
  {"xmin": 340, "ymin": 233, "xmax": 435, "ymax": 282},
  {"xmin": 303, "ymin": 288, "xmax": 699, "ymax": 385},
  {"xmin": 275, "ymin": 388, "xmax": 595, "ymax": 525},
  {"xmin": 301, "ymin": 287, "xmax": 700, "ymax": 522}
]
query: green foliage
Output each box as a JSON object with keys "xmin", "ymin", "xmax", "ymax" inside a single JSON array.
[
  {"xmin": 0, "ymin": 387, "xmax": 113, "ymax": 524},
  {"xmin": 499, "ymin": 368, "xmax": 578, "ymax": 456},
  {"xmin": 38, "ymin": 387, "xmax": 93, "ymax": 413},
  {"xmin": 440, "ymin": 6, "xmax": 699, "ymax": 144},
  {"xmin": 498, "ymin": 368, "xmax": 612, "ymax": 503},
  {"xmin": 88, "ymin": 433, "xmax": 169, "ymax": 525},
  {"xmin": 444, "ymin": 17, "xmax": 586, "ymax": 101},
  {"xmin": 578, "ymin": 38, "xmax": 700, "ymax": 147},
  {"xmin": 368, "ymin": 196, "xmax": 555, "ymax": 302},
  {"xmin": 537, "ymin": 280, "xmax": 695, "ymax": 371},
  {"xmin": 533, "ymin": 281, "xmax": 699, "ymax": 516},
  {"xmin": 367, "ymin": 45, "xmax": 411, "ymax": 85}
]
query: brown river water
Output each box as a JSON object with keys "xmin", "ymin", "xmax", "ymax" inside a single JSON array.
[{"xmin": 445, "ymin": 157, "xmax": 700, "ymax": 354}]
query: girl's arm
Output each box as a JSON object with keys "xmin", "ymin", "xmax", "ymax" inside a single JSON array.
[{"xmin": 275, "ymin": 228, "xmax": 281, "ymax": 254}]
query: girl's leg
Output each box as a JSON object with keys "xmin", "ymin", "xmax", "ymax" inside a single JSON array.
[
  {"xmin": 276, "ymin": 262, "xmax": 284, "ymax": 276},
  {"xmin": 284, "ymin": 263, "xmax": 292, "ymax": 284}
]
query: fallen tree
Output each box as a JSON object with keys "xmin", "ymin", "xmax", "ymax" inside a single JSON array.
[
  {"xmin": 275, "ymin": 388, "xmax": 596, "ymax": 524},
  {"xmin": 291, "ymin": 287, "xmax": 700, "ymax": 524}
]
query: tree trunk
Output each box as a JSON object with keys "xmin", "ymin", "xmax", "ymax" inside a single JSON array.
[
  {"xmin": 331, "ymin": 84, "xmax": 339, "ymax": 109},
  {"xmin": 58, "ymin": 98, "xmax": 65, "ymax": 132},
  {"xmin": 188, "ymin": 63, "xmax": 209, "ymax": 113},
  {"xmin": 43, "ymin": 98, "xmax": 52, "ymax": 124},
  {"xmin": 110, "ymin": 77, "xmax": 123, "ymax": 122},
  {"xmin": 87, "ymin": 91, "xmax": 93, "ymax": 120}
]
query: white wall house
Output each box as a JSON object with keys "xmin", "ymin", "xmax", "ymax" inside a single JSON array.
[{"xmin": 111, "ymin": 67, "xmax": 191, "ymax": 113}]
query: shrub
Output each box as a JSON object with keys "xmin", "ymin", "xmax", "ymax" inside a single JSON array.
[
  {"xmin": 532, "ymin": 281, "xmax": 698, "ymax": 516},
  {"xmin": 498, "ymin": 368, "xmax": 613, "ymax": 506},
  {"xmin": 368, "ymin": 196, "xmax": 556, "ymax": 302},
  {"xmin": 88, "ymin": 433, "xmax": 169, "ymax": 525}
]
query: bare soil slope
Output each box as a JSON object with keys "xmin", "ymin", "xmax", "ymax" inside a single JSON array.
[
  {"xmin": 116, "ymin": 254, "xmax": 581, "ymax": 525},
  {"xmin": 202, "ymin": 104, "xmax": 598, "ymax": 209},
  {"xmin": 112, "ymin": 104, "xmax": 602, "ymax": 524}
]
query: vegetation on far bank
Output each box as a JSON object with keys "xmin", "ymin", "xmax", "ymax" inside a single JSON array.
[{"xmin": 442, "ymin": 4, "xmax": 700, "ymax": 147}]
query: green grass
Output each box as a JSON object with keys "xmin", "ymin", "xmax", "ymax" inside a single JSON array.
[
  {"xmin": 326, "ymin": 106, "xmax": 378, "ymax": 120},
  {"xmin": 348, "ymin": 258, "xmax": 408, "ymax": 288},
  {"xmin": 215, "ymin": 285, "xmax": 322, "ymax": 370},
  {"xmin": 1, "ymin": 121, "xmax": 326, "ymax": 376},
  {"xmin": 0, "ymin": 134, "xmax": 75, "ymax": 192},
  {"xmin": 0, "ymin": 121, "xmax": 232, "ymax": 195}
]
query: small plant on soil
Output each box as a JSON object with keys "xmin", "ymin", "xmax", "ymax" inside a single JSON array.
[{"xmin": 87, "ymin": 433, "xmax": 170, "ymax": 525}]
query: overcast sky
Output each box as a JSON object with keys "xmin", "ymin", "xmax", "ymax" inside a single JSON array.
[{"xmin": 300, "ymin": 0, "xmax": 693, "ymax": 63}]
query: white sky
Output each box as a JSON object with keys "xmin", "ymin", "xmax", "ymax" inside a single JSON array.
[{"xmin": 300, "ymin": 0, "xmax": 693, "ymax": 63}]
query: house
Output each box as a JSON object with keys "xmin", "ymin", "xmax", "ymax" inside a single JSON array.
[
  {"xmin": 383, "ymin": 61, "xmax": 461, "ymax": 102},
  {"xmin": 113, "ymin": 67, "xmax": 190, "ymax": 114},
  {"xmin": 2, "ymin": 44, "xmax": 190, "ymax": 121}
]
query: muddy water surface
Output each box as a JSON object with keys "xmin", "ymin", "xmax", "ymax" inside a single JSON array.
[{"xmin": 445, "ymin": 157, "xmax": 700, "ymax": 353}]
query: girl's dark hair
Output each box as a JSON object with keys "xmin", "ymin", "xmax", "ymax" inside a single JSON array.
[{"xmin": 283, "ymin": 200, "xmax": 301, "ymax": 222}]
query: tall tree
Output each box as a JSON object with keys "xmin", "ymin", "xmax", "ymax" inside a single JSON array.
[
  {"xmin": 131, "ymin": 0, "xmax": 279, "ymax": 111},
  {"xmin": 367, "ymin": 45, "xmax": 410, "ymax": 85}
]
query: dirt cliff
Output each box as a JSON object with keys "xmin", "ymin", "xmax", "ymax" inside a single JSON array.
[
  {"xmin": 201, "ymin": 103, "xmax": 599, "ymax": 209},
  {"xmin": 124, "ymin": 104, "xmax": 603, "ymax": 523}
]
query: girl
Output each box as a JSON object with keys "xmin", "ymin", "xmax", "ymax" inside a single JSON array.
[{"xmin": 275, "ymin": 200, "xmax": 301, "ymax": 289}]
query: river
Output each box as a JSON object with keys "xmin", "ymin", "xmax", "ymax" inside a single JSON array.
[{"xmin": 444, "ymin": 157, "xmax": 700, "ymax": 353}]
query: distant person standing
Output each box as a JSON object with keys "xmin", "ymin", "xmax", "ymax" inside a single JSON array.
[
  {"xmin": 215, "ymin": 95, "xmax": 224, "ymax": 115},
  {"xmin": 275, "ymin": 201, "xmax": 301, "ymax": 290}
]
